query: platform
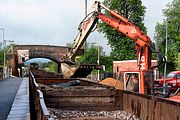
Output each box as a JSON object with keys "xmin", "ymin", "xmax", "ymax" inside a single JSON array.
[
  {"xmin": 0, "ymin": 77, "xmax": 22, "ymax": 120},
  {"xmin": 7, "ymin": 77, "xmax": 30, "ymax": 120},
  {"xmin": 0, "ymin": 77, "xmax": 30, "ymax": 120}
]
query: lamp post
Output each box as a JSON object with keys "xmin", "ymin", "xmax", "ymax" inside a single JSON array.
[
  {"xmin": 83, "ymin": 0, "xmax": 88, "ymax": 53},
  {"xmin": 92, "ymin": 42, "xmax": 100, "ymax": 80}
]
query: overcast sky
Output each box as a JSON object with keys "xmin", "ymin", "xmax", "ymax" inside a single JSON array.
[{"xmin": 0, "ymin": 0, "xmax": 171, "ymax": 54}]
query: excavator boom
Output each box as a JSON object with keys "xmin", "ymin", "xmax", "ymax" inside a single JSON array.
[
  {"xmin": 67, "ymin": 1, "xmax": 100, "ymax": 60},
  {"xmin": 62, "ymin": 1, "xmax": 166, "ymax": 95},
  {"xmin": 67, "ymin": 1, "xmax": 152, "ymax": 70}
]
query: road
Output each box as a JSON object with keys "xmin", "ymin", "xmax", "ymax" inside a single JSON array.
[{"xmin": 0, "ymin": 77, "xmax": 22, "ymax": 120}]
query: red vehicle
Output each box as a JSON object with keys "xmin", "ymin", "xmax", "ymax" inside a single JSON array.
[{"xmin": 156, "ymin": 71, "xmax": 180, "ymax": 89}]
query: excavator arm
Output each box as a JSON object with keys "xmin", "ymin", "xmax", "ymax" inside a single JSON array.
[
  {"xmin": 68, "ymin": 1, "xmax": 152, "ymax": 70},
  {"xmin": 67, "ymin": 1, "xmax": 100, "ymax": 60},
  {"xmin": 63, "ymin": 1, "xmax": 165, "ymax": 94}
]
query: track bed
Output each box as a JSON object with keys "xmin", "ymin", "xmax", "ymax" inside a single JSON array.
[{"xmin": 48, "ymin": 108, "xmax": 139, "ymax": 120}]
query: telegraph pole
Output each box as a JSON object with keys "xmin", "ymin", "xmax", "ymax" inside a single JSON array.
[
  {"xmin": 97, "ymin": 45, "xmax": 100, "ymax": 80},
  {"xmin": 85, "ymin": 0, "xmax": 87, "ymax": 16},
  {"xmin": 84, "ymin": 0, "xmax": 88, "ymax": 53},
  {"xmin": 163, "ymin": 19, "xmax": 168, "ymax": 87}
]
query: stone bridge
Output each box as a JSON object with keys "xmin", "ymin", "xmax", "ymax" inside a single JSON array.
[{"xmin": 7, "ymin": 45, "xmax": 83, "ymax": 76}]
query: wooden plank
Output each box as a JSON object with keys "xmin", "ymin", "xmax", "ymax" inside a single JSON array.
[
  {"xmin": 56, "ymin": 105, "xmax": 117, "ymax": 111},
  {"xmin": 46, "ymin": 97, "xmax": 115, "ymax": 104},
  {"xmin": 45, "ymin": 89, "xmax": 116, "ymax": 97},
  {"xmin": 55, "ymin": 102, "xmax": 115, "ymax": 107}
]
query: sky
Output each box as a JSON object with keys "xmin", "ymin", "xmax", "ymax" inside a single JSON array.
[{"xmin": 0, "ymin": 0, "xmax": 171, "ymax": 55}]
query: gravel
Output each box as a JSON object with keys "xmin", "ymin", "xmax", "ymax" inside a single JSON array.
[{"xmin": 48, "ymin": 108, "xmax": 140, "ymax": 120}]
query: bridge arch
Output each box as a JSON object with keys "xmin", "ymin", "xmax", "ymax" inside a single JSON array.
[
  {"xmin": 19, "ymin": 57, "xmax": 60, "ymax": 77},
  {"xmin": 26, "ymin": 56, "xmax": 60, "ymax": 65},
  {"xmin": 7, "ymin": 45, "xmax": 83, "ymax": 76}
]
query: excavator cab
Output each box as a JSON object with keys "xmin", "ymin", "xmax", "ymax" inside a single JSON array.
[{"xmin": 123, "ymin": 70, "xmax": 154, "ymax": 94}]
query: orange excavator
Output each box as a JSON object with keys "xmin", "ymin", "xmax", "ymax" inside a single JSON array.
[{"xmin": 61, "ymin": 1, "xmax": 180, "ymax": 101}]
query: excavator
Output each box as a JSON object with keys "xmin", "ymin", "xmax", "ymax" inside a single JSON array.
[{"xmin": 61, "ymin": 1, "xmax": 179, "ymax": 101}]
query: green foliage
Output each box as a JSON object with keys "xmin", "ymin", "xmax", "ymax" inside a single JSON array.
[
  {"xmin": 0, "ymin": 49, "xmax": 3, "ymax": 65},
  {"xmin": 77, "ymin": 44, "xmax": 100, "ymax": 64},
  {"xmin": 49, "ymin": 61, "xmax": 58, "ymax": 72},
  {"xmin": 0, "ymin": 45, "xmax": 14, "ymax": 66},
  {"xmin": 100, "ymin": 55, "xmax": 113, "ymax": 72},
  {"xmin": 76, "ymin": 43, "xmax": 113, "ymax": 72},
  {"xmin": 39, "ymin": 61, "xmax": 58, "ymax": 72},
  {"xmin": 155, "ymin": 0, "xmax": 180, "ymax": 70},
  {"xmin": 76, "ymin": 45, "xmax": 98, "ymax": 75},
  {"xmin": 41, "ymin": 62, "xmax": 50, "ymax": 68},
  {"xmin": 175, "ymin": 53, "xmax": 180, "ymax": 70},
  {"xmin": 97, "ymin": 0, "xmax": 147, "ymax": 61}
]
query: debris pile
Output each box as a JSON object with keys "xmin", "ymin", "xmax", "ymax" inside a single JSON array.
[
  {"xmin": 99, "ymin": 78, "xmax": 124, "ymax": 89},
  {"xmin": 48, "ymin": 108, "xmax": 139, "ymax": 120}
]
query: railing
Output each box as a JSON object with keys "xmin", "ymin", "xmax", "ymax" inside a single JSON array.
[{"xmin": 29, "ymin": 71, "xmax": 54, "ymax": 120}]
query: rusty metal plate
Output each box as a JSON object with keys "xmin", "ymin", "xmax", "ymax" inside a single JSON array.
[{"xmin": 70, "ymin": 64, "xmax": 103, "ymax": 78}]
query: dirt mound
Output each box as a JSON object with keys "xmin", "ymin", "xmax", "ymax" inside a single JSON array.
[{"xmin": 99, "ymin": 78, "xmax": 123, "ymax": 89}]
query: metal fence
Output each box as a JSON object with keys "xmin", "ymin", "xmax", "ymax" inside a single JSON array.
[
  {"xmin": 29, "ymin": 71, "xmax": 54, "ymax": 120},
  {"xmin": 122, "ymin": 90, "xmax": 180, "ymax": 120}
]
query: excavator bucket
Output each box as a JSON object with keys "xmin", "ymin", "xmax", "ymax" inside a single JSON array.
[{"xmin": 61, "ymin": 63, "xmax": 103, "ymax": 78}]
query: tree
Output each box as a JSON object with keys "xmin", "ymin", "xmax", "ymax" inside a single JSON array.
[
  {"xmin": 0, "ymin": 44, "xmax": 15, "ymax": 66},
  {"xmin": 76, "ymin": 43, "xmax": 113, "ymax": 72},
  {"xmin": 77, "ymin": 43, "xmax": 101, "ymax": 64},
  {"xmin": 0, "ymin": 49, "xmax": 3, "ymax": 66},
  {"xmin": 49, "ymin": 61, "xmax": 58, "ymax": 72},
  {"xmin": 39, "ymin": 60, "xmax": 58, "ymax": 72},
  {"xmin": 97, "ymin": 0, "xmax": 147, "ymax": 61},
  {"xmin": 155, "ymin": 0, "xmax": 180, "ymax": 70}
]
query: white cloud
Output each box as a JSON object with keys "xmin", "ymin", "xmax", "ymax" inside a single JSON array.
[
  {"xmin": 0, "ymin": 0, "xmax": 171, "ymax": 54},
  {"xmin": 0, "ymin": 0, "xmax": 86, "ymax": 45},
  {"xmin": 142, "ymin": 0, "xmax": 171, "ymax": 41}
]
